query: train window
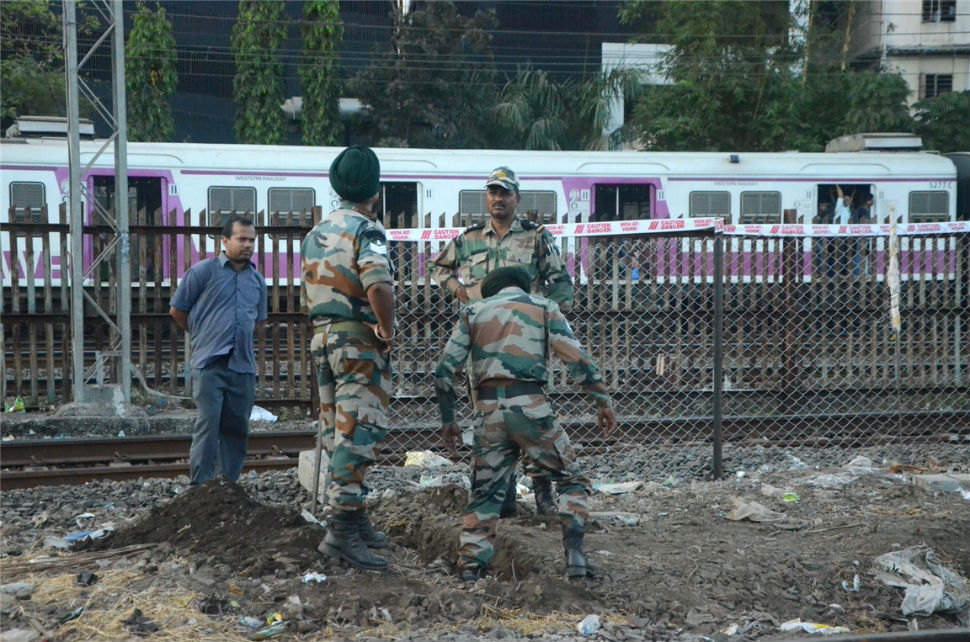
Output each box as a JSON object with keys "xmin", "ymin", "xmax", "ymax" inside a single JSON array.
[
  {"xmin": 909, "ymin": 191, "xmax": 949, "ymax": 222},
  {"xmin": 594, "ymin": 184, "xmax": 651, "ymax": 221},
  {"xmin": 458, "ymin": 190, "xmax": 556, "ymax": 226},
  {"xmin": 740, "ymin": 191, "xmax": 781, "ymax": 224},
  {"xmin": 268, "ymin": 188, "xmax": 315, "ymax": 226},
  {"xmin": 10, "ymin": 182, "xmax": 45, "ymax": 224},
  {"xmin": 207, "ymin": 186, "xmax": 256, "ymax": 228},
  {"xmin": 689, "ymin": 191, "xmax": 731, "ymax": 223}
]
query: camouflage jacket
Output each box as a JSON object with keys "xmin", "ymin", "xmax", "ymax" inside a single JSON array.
[
  {"xmin": 301, "ymin": 203, "xmax": 393, "ymax": 326},
  {"xmin": 430, "ymin": 217, "xmax": 574, "ymax": 308},
  {"xmin": 434, "ymin": 286, "xmax": 605, "ymax": 424}
]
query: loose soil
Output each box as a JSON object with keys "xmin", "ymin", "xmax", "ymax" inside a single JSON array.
[{"xmin": 2, "ymin": 448, "xmax": 969, "ymax": 641}]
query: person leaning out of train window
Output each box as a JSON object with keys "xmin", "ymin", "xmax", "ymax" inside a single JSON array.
[
  {"xmin": 853, "ymin": 196, "xmax": 873, "ymax": 224},
  {"xmin": 834, "ymin": 185, "xmax": 854, "ymax": 225},
  {"xmin": 430, "ymin": 166, "xmax": 574, "ymax": 309},
  {"xmin": 169, "ymin": 214, "xmax": 268, "ymax": 486}
]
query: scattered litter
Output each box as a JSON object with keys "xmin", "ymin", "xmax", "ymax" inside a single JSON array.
[
  {"xmin": 301, "ymin": 572, "xmax": 327, "ymax": 584},
  {"xmin": 779, "ymin": 619, "xmax": 850, "ymax": 636},
  {"xmin": 841, "ymin": 574, "xmax": 860, "ymax": 592},
  {"xmin": 1, "ymin": 582, "xmax": 34, "ymax": 598},
  {"xmin": 725, "ymin": 497, "xmax": 806, "ymax": 530},
  {"xmin": 64, "ymin": 527, "xmax": 113, "ymax": 543},
  {"xmin": 198, "ymin": 597, "xmax": 230, "ymax": 615},
  {"xmin": 735, "ymin": 471, "xmax": 746, "ymax": 478},
  {"xmin": 760, "ymin": 484, "xmax": 785, "ymax": 499},
  {"xmin": 721, "ymin": 623, "xmax": 739, "ymax": 635},
  {"xmin": 576, "ymin": 614, "xmax": 601, "ymax": 636},
  {"xmin": 238, "ymin": 616, "xmax": 263, "ymax": 629},
  {"xmin": 404, "ymin": 450, "xmax": 453, "ymax": 468},
  {"xmin": 5, "ymin": 397, "xmax": 25, "ymax": 413},
  {"xmin": 590, "ymin": 511, "xmax": 640, "ymax": 526},
  {"xmin": 300, "ymin": 509, "xmax": 325, "ymax": 528},
  {"xmin": 44, "ymin": 535, "xmax": 70, "ymax": 549},
  {"xmin": 783, "ymin": 492, "xmax": 800, "ymax": 502},
  {"xmin": 57, "ymin": 607, "xmax": 84, "ymax": 625},
  {"xmin": 266, "ymin": 612, "xmax": 283, "ymax": 625},
  {"xmin": 122, "ymin": 608, "xmax": 160, "ymax": 636},
  {"xmin": 250, "ymin": 405, "xmax": 277, "ymax": 422},
  {"xmin": 74, "ymin": 512, "xmax": 96, "ymax": 529},
  {"xmin": 873, "ymin": 547, "xmax": 970, "ymax": 616},
  {"xmin": 594, "ymin": 480, "xmax": 644, "ymax": 495},
  {"xmin": 75, "ymin": 571, "xmax": 99, "ymax": 586},
  {"xmin": 844, "ymin": 455, "xmax": 874, "ymax": 473},
  {"xmin": 249, "ymin": 621, "xmax": 287, "ymax": 640},
  {"xmin": 662, "ymin": 477, "xmax": 676, "ymax": 487}
]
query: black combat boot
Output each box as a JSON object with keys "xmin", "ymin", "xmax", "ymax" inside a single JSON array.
[
  {"xmin": 319, "ymin": 510, "xmax": 388, "ymax": 571},
  {"xmin": 498, "ymin": 473, "xmax": 519, "ymax": 518},
  {"xmin": 562, "ymin": 524, "xmax": 587, "ymax": 579},
  {"xmin": 533, "ymin": 477, "xmax": 557, "ymax": 516},
  {"xmin": 358, "ymin": 508, "xmax": 388, "ymax": 548}
]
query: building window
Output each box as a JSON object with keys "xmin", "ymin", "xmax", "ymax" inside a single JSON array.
[
  {"xmin": 689, "ymin": 191, "xmax": 731, "ymax": 223},
  {"xmin": 10, "ymin": 182, "xmax": 46, "ymax": 224},
  {"xmin": 458, "ymin": 190, "xmax": 557, "ymax": 226},
  {"xmin": 207, "ymin": 186, "xmax": 256, "ymax": 227},
  {"xmin": 922, "ymin": 0, "xmax": 956, "ymax": 22},
  {"xmin": 909, "ymin": 191, "xmax": 949, "ymax": 222},
  {"xmin": 921, "ymin": 74, "xmax": 953, "ymax": 100},
  {"xmin": 740, "ymin": 191, "xmax": 781, "ymax": 224}
]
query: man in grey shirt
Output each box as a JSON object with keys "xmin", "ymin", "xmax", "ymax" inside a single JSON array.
[{"xmin": 170, "ymin": 214, "xmax": 267, "ymax": 484}]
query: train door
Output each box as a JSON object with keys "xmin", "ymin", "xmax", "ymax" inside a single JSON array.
[
  {"xmin": 591, "ymin": 183, "xmax": 652, "ymax": 283},
  {"xmin": 379, "ymin": 181, "xmax": 419, "ymax": 280},
  {"xmin": 91, "ymin": 175, "xmax": 165, "ymax": 279}
]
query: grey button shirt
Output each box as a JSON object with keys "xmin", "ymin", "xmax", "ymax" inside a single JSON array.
[{"xmin": 170, "ymin": 253, "xmax": 268, "ymax": 373}]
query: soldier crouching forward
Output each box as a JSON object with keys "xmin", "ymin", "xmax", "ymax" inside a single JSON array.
[{"xmin": 434, "ymin": 266, "xmax": 616, "ymax": 581}]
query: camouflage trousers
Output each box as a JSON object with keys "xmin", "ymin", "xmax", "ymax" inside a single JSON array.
[
  {"xmin": 458, "ymin": 391, "xmax": 591, "ymax": 572},
  {"xmin": 311, "ymin": 321, "xmax": 390, "ymax": 514}
]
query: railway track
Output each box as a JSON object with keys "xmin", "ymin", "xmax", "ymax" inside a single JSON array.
[{"xmin": 1, "ymin": 409, "xmax": 966, "ymax": 489}]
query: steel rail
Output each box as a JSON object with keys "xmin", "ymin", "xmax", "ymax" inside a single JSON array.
[{"xmin": 816, "ymin": 629, "xmax": 970, "ymax": 642}]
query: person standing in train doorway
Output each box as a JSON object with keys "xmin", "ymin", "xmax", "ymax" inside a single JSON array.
[
  {"xmin": 430, "ymin": 166, "xmax": 574, "ymax": 519},
  {"xmin": 302, "ymin": 146, "xmax": 396, "ymax": 572},
  {"xmin": 169, "ymin": 214, "xmax": 268, "ymax": 485}
]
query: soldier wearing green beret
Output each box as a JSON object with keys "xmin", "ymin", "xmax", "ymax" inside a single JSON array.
[
  {"xmin": 431, "ymin": 166, "xmax": 575, "ymax": 518},
  {"xmin": 302, "ymin": 146, "xmax": 396, "ymax": 571},
  {"xmin": 435, "ymin": 266, "xmax": 616, "ymax": 582}
]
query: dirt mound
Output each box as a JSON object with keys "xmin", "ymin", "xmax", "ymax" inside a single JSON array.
[{"xmin": 88, "ymin": 476, "xmax": 322, "ymax": 576}]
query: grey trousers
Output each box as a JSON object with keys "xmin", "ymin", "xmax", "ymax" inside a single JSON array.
[{"xmin": 189, "ymin": 358, "xmax": 255, "ymax": 484}]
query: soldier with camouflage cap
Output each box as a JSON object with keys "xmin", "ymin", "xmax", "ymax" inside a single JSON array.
[
  {"xmin": 431, "ymin": 166, "xmax": 575, "ymax": 517},
  {"xmin": 435, "ymin": 266, "xmax": 616, "ymax": 581},
  {"xmin": 302, "ymin": 146, "xmax": 395, "ymax": 571}
]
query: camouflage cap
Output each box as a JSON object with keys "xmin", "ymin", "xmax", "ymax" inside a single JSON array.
[{"xmin": 484, "ymin": 166, "xmax": 519, "ymax": 193}]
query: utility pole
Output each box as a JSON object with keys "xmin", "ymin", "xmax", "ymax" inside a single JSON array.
[{"xmin": 63, "ymin": 0, "xmax": 132, "ymax": 408}]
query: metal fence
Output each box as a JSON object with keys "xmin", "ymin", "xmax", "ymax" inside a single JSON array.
[{"xmin": 2, "ymin": 208, "xmax": 968, "ymax": 478}]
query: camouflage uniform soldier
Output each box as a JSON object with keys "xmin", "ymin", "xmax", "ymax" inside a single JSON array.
[
  {"xmin": 431, "ymin": 166, "xmax": 574, "ymax": 517},
  {"xmin": 435, "ymin": 266, "xmax": 616, "ymax": 581},
  {"xmin": 302, "ymin": 146, "xmax": 396, "ymax": 572}
]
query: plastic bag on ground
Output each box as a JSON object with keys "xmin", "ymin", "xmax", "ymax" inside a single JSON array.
[
  {"xmin": 873, "ymin": 546, "xmax": 970, "ymax": 616},
  {"xmin": 250, "ymin": 405, "xmax": 277, "ymax": 422},
  {"xmin": 404, "ymin": 450, "xmax": 452, "ymax": 468}
]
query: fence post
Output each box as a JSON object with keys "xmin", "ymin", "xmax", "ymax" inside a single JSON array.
[
  {"xmin": 712, "ymin": 233, "xmax": 724, "ymax": 480},
  {"xmin": 782, "ymin": 209, "xmax": 798, "ymax": 393}
]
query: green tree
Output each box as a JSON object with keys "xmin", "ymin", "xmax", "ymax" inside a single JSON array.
[
  {"xmin": 231, "ymin": 0, "xmax": 285, "ymax": 144},
  {"xmin": 349, "ymin": 2, "xmax": 500, "ymax": 148},
  {"xmin": 914, "ymin": 91, "xmax": 970, "ymax": 153},
  {"xmin": 126, "ymin": 1, "xmax": 177, "ymax": 142},
  {"xmin": 299, "ymin": 0, "xmax": 343, "ymax": 146},
  {"xmin": 492, "ymin": 68, "xmax": 640, "ymax": 150},
  {"xmin": 1, "ymin": 0, "xmax": 67, "ymax": 128}
]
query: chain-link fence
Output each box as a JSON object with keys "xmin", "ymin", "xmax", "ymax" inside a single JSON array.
[
  {"xmin": 387, "ymin": 228, "xmax": 970, "ymax": 478},
  {"xmin": 3, "ymin": 212, "xmax": 968, "ymax": 479}
]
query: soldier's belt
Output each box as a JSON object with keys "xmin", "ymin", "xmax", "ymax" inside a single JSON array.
[
  {"xmin": 312, "ymin": 319, "xmax": 375, "ymax": 339},
  {"xmin": 475, "ymin": 382, "xmax": 544, "ymax": 400}
]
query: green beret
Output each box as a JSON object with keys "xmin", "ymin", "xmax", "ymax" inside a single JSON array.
[
  {"xmin": 329, "ymin": 146, "xmax": 380, "ymax": 203},
  {"xmin": 481, "ymin": 266, "xmax": 531, "ymax": 298}
]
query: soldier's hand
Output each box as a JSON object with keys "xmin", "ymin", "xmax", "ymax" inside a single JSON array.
[
  {"xmin": 363, "ymin": 322, "xmax": 395, "ymax": 354},
  {"xmin": 455, "ymin": 286, "xmax": 469, "ymax": 304},
  {"xmin": 441, "ymin": 423, "xmax": 461, "ymax": 459},
  {"xmin": 596, "ymin": 405, "xmax": 616, "ymax": 439}
]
